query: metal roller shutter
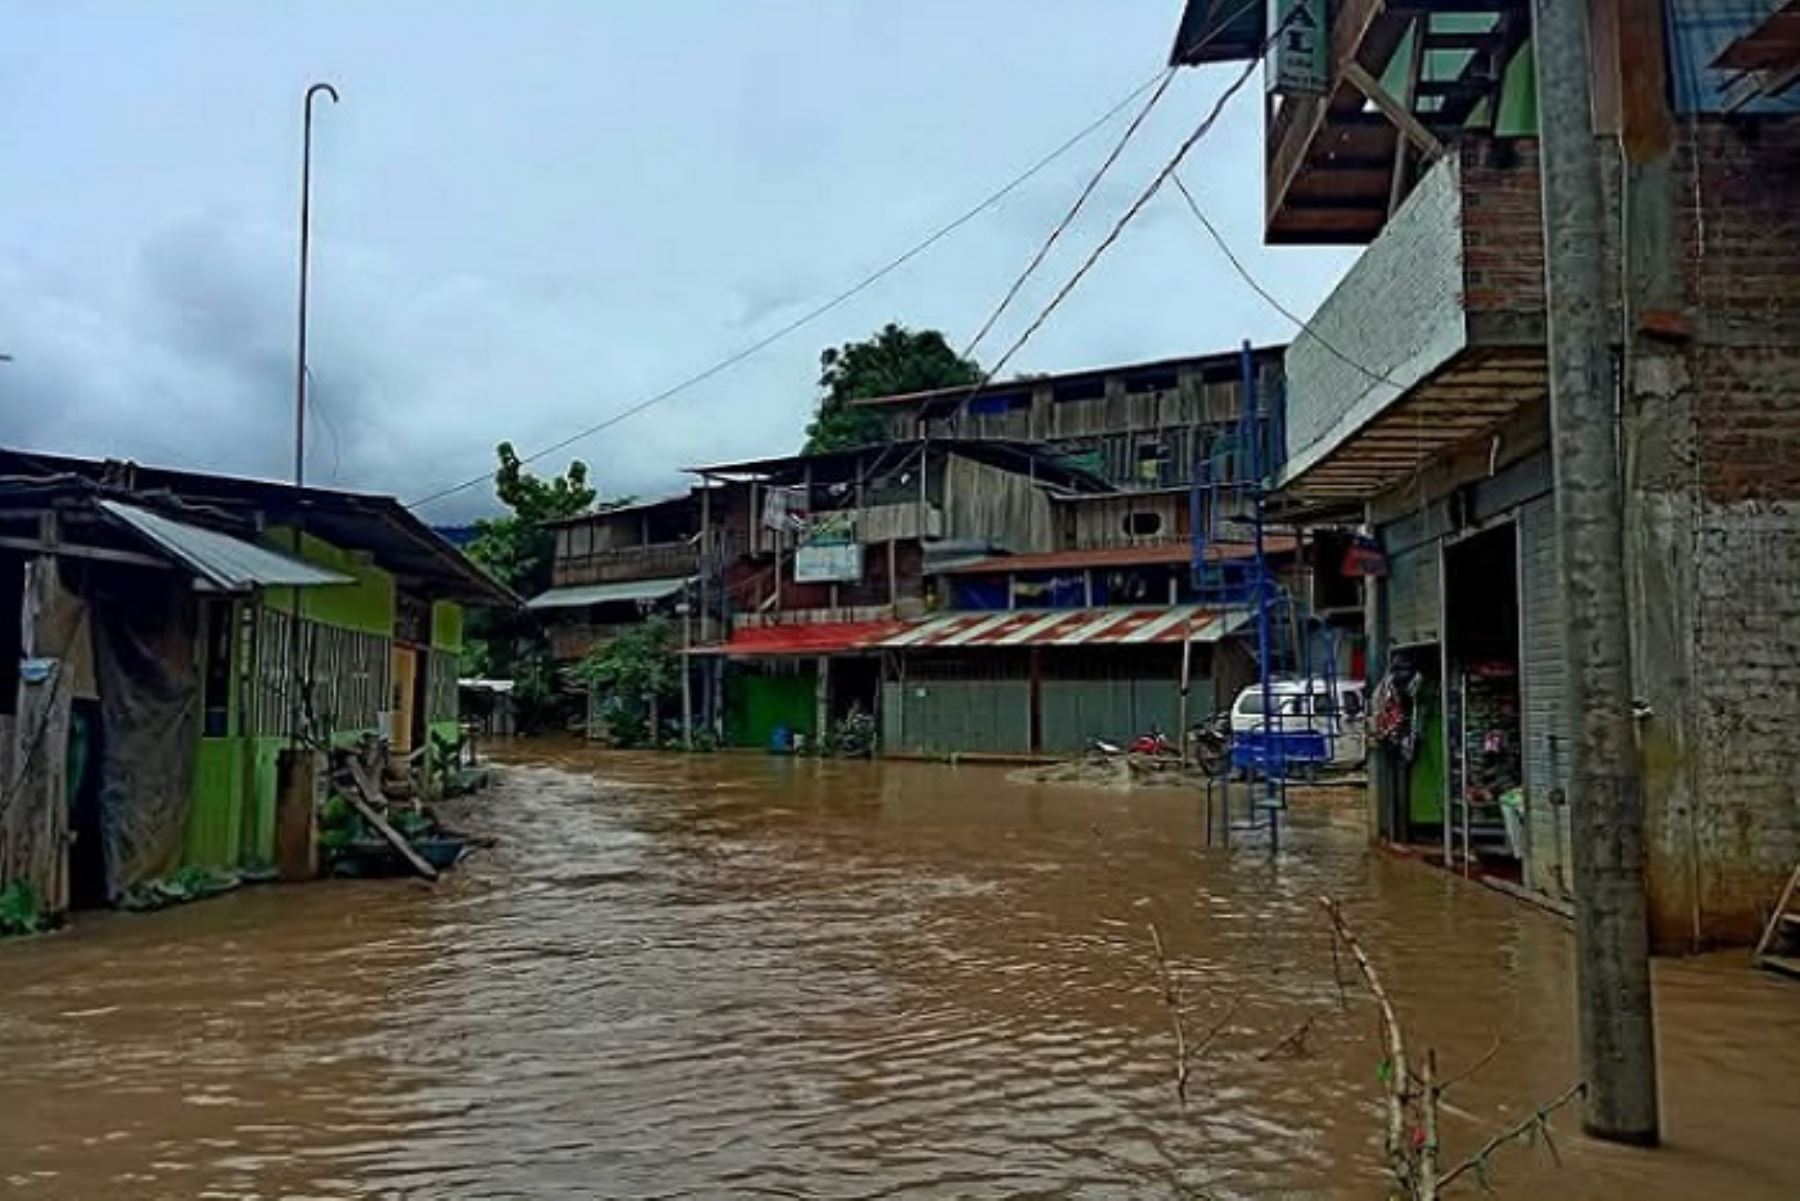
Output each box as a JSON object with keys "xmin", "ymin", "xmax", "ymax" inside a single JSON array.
[
  {"xmin": 1382, "ymin": 514, "xmax": 1441, "ymax": 647},
  {"xmin": 1517, "ymin": 495, "xmax": 1572, "ymax": 896}
]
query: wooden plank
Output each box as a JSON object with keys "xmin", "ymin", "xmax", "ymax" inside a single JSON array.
[
  {"xmin": 344, "ymin": 757, "xmax": 438, "ymax": 881},
  {"xmin": 1758, "ymin": 954, "xmax": 1800, "ymax": 979},
  {"xmin": 0, "ymin": 536, "xmax": 173, "ymax": 571},
  {"xmin": 1342, "ymin": 62, "xmax": 1446, "ymax": 159}
]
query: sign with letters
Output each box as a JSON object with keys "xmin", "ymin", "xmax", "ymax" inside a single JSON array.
[{"xmin": 1267, "ymin": 0, "xmax": 1328, "ymax": 96}]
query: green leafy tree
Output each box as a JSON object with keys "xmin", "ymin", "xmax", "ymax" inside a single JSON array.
[
  {"xmin": 466, "ymin": 442, "xmax": 598, "ymax": 596},
  {"xmin": 803, "ymin": 322, "xmax": 982, "ymax": 453},
  {"xmin": 463, "ymin": 444, "xmax": 602, "ymax": 731},
  {"xmin": 576, "ymin": 617, "xmax": 682, "ymax": 747}
]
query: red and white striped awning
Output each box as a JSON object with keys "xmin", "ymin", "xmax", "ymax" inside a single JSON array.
[{"xmin": 875, "ymin": 605, "xmax": 1247, "ymax": 650}]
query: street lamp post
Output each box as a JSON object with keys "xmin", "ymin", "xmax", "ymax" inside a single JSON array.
[{"xmin": 290, "ymin": 81, "xmax": 338, "ymax": 744}]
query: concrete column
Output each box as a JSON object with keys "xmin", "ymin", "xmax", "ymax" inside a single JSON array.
[{"xmin": 1532, "ymin": 0, "xmax": 1660, "ymax": 1143}]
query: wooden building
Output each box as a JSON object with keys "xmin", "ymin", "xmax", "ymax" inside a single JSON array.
[{"xmin": 0, "ymin": 448, "xmax": 513, "ymax": 924}]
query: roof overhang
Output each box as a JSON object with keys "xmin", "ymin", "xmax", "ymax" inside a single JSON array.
[
  {"xmin": 526, "ymin": 575, "xmax": 692, "ymax": 611},
  {"xmin": 690, "ymin": 619, "xmax": 906, "ymax": 657},
  {"xmin": 878, "ymin": 606, "xmax": 1251, "ymax": 650},
  {"xmin": 1168, "ymin": 0, "xmax": 1268, "ymax": 66},
  {"xmin": 1276, "ymin": 347, "xmax": 1547, "ymax": 501},
  {"xmin": 97, "ymin": 501, "xmax": 350, "ymax": 592},
  {"xmin": 0, "ymin": 447, "xmax": 519, "ymax": 609}
]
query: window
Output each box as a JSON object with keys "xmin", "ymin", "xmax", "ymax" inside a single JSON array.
[
  {"xmin": 1123, "ymin": 511, "xmax": 1163, "ymax": 538},
  {"xmin": 970, "ymin": 389, "xmax": 1029, "ymax": 415},
  {"xmin": 1123, "ymin": 369, "xmax": 1178, "ymax": 395},
  {"xmin": 1052, "ymin": 377, "xmax": 1106, "ymax": 403},
  {"xmin": 201, "ymin": 601, "xmax": 234, "ymax": 737}
]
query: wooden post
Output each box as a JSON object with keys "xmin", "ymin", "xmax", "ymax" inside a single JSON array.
[
  {"xmin": 1028, "ymin": 647, "xmax": 1043, "ymax": 754},
  {"xmin": 345, "ymin": 757, "xmax": 437, "ymax": 880},
  {"xmin": 274, "ymin": 746, "xmax": 322, "ymax": 881}
]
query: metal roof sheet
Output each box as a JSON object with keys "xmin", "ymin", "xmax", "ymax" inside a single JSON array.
[
  {"xmin": 525, "ymin": 576, "xmax": 692, "ymax": 611},
  {"xmin": 876, "ymin": 606, "xmax": 1250, "ymax": 650},
  {"xmin": 690, "ymin": 619, "xmax": 908, "ymax": 657},
  {"xmin": 97, "ymin": 500, "xmax": 351, "ymax": 592}
]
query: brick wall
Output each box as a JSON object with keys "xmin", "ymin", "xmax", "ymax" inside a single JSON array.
[
  {"xmin": 1689, "ymin": 501, "xmax": 1800, "ymax": 944},
  {"xmin": 1458, "ymin": 139, "xmax": 1545, "ymax": 312},
  {"xmin": 1682, "ymin": 120, "xmax": 1800, "ymax": 503},
  {"xmin": 1677, "ymin": 118, "xmax": 1800, "ymax": 943}
]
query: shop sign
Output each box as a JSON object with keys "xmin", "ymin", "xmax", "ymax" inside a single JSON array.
[
  {"xmin": 795, "ymin": 543, "xmax": 863, "ymax": 583},
  {"xmin": 1267, "ymin": 0, "xmax": 1328, "ymax": 96}
]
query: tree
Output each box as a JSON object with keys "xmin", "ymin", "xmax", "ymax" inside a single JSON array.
[
  {"xmin": 803, "ymin": 322, "xmax": 981, "ymax": 453},
  {"xmin": 465, "ymin": 442, "xmax": 598, "ymax": 597},
  {"xmin": 576, "ymin": 617, "xmax": 681, "ymax": 747},
  {"xmin": 463, "ymin": 444, "xmax": 601, "ymax": 732}
]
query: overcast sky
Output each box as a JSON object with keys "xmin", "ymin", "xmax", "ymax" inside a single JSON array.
[{"xmin": 0, "ymin": 1, "xmax": 1355, "ymax": 522}]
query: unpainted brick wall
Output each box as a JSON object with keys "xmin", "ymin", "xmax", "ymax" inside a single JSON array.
[
  {"xmin": 1678, "ymin": 118, "xmax": 1800, "ymax": 942},
  {"xmin": 1458, "ymin": 139, "xmax": 1546, "ymax": 311},
  {"xmin": 1689, "ymin": 500, "xmax": 1800, "ymax": 944}
]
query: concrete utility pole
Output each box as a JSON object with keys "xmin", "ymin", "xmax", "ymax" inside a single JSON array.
[{"xmin": 1529, "ymin": 0, "xmax": 1660, "ymax": 1144}]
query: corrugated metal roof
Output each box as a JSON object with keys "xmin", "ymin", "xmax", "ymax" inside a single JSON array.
[
  {"xmin": 691, "ymin": 619, "xmax": 906, "ymax": 657},
  {"xmin": 525, "ymin": 576, "xmax": 692, "ymax": 611},
  {"xmin": 98, "ymin": 500, "xmax": 351, "ymax": 592},
  {"xmin": 877, "ymin": 606, "xmax": 1250, "ymax": 650}
]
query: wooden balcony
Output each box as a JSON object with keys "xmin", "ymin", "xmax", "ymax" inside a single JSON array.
[
  {"xmin": 1264, "ymin": 0, "xmax": 1530, "ymax": 244},
  {"xmin": 750, "ymin": 502, "xmax": 943, "ymax": 554},
  {"xmin": 553, "ymin": 541, "xmax": 699, "ymax": 587}
]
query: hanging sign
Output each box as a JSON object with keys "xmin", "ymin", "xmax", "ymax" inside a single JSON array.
[
  {"xmin": 794, "ymin": 543, "xmax": 863, "ymax": 583},
  {"xmin": 1341, "ymin": 535, "xmax": 1388, "ymax": 578},
  {"xmin": 1267, "ymin": 0, "xmax": 1328, "ymax": 97}
]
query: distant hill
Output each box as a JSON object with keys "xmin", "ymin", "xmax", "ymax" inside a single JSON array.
[{"xmin": 433, "ymin": 524, "xmax": 479, "ymax": 549}]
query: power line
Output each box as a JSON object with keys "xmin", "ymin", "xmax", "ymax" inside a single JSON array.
[
  {"xmin": 1168, "ymin": 170, "xmax": 1406, "ymax": 392},
  {"xmin": 404, "ymin": 72, "xmax": 1176, "ymax": 514},
  {"xmin": 951, "ymin": 42, "xmax": 1269, "ymax": 415},
  {"xmin": 960, "ymin": 71, "xmax": 1179, "ymax": 359},
  {"xmin": 959, "ymin": 0, "xmax": 1264, "ymax": 363}
]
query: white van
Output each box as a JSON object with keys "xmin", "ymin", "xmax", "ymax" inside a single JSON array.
[{"xmin": 1228, "ymin": 678, "xmax": 1366, "ymax": 768}]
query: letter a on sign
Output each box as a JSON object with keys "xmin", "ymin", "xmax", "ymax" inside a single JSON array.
[{"xmin": 1267, "ymin": 0, "xmax": 1328, "ymax": 96}]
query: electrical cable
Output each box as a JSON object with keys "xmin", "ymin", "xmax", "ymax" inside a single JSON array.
[
  {"xmin": 1167, "ymin": 171, "xmax": 1409, "ymax": 392},
  {"xmin": 960, "ymin": 0, "xmax": 1264, "ymax": 363},
  {"xmin": 410, "ymin": 3, "xmax": 1270, "ymax": 515},
  {"xmin": 404, "ymin": 71, "xmax": 1176, "ymax": 514}
]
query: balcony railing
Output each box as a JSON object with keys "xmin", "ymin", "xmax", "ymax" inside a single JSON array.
[
  {"xmin": 751, "ymin": 502, "xmax": 943, "ymax": 554},
  {"xmin": 553, "ymin": 540, "xmax": 699, "ymax": 587}
]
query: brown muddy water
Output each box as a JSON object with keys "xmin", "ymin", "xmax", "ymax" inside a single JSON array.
[{"xmin": 1, "ymin": 746, "xmax": 1795, "ymax": 1199}]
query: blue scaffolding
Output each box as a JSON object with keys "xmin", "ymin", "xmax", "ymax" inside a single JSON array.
[{"xmin": 1191, "ymin": 342, "xmax": 1341, "ymax": 854}]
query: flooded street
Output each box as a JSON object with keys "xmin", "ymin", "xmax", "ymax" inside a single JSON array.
[{"xmin": 2, "ymin": 746, "xmax": 1796, "ymax": 1199}]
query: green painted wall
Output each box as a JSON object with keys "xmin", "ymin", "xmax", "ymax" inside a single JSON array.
[
  {"xmin": 727, "ymin": 670, "xmax": 816, "ymax": 748},
  {"xmin": 184, "ymin": 738, "xmax": 246, "ymax": 868},
  {"xmin": 883, "ymin": 679, "xmax": 1030, "ymax": 755},
  {"xmin": 431, "ymin": 601, "xmax": 464, "ymax": 651},
  {"xmin": 262, "ymin": 528, "xmax": 396, "ymax": 636},
  {"xmin": 1492, "ymin": 41, "xmax": 1537, "ymax": 137},
  {"xmin": 181, "ymin": 532, "xmax": 403, "ymax": 877}
]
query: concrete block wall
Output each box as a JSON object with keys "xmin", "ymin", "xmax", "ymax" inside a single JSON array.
[{"xmin": 1281, "ymin": 153, "xmax": 1468, "ymax": 469}]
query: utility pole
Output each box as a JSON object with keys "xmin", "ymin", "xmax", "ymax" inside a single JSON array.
[
  {"xmin": 290, "ymin": 81, "xmax": 339, "ymax": 745},
  {"xmin": 1530, "ymin": 0, "xmax": 1660, "ymax": 1144}
]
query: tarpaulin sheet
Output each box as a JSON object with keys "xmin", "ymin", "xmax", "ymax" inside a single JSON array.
[{"xmin": 89, "ymin": 568, "xmax": 199, "ymax": 900}]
